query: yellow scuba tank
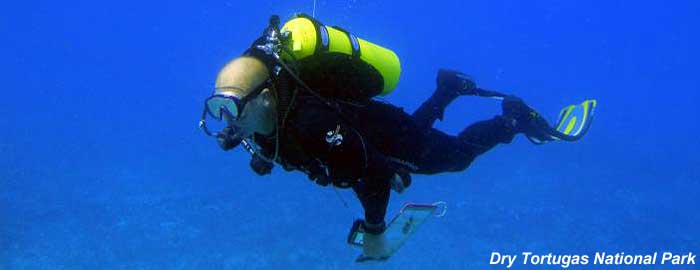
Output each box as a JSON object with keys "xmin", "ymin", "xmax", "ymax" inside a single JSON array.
[{"xmin": 280, "ymin": 14, "xmax": 401, "ymax": 99}]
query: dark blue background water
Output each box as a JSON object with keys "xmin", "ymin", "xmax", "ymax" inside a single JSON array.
[{"xmin": 2, "ymin": 0, "xmax": 698, "ymax": 269}]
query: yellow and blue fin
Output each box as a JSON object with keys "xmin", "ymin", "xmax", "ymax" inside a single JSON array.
[
  {"xmin": 552, "ymin": 99, "xmax": 597, "ymax": 141},
  {"xmin": 527, "ymin": 99, "xmax": 597, "ymax": 144}
]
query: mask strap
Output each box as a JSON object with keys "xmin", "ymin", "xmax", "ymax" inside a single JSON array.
[
  {"xmin": 199, "ymin": 107, "xmax": 216, "ymax": 137},
  {"xmin": 199, "ymin": 90, "xmax": 218, "ymax": 137}
]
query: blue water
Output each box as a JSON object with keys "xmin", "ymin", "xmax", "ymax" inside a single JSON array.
[{"xmin": 2, "ymin": 0, "xmax": 699, "ymax": 269}]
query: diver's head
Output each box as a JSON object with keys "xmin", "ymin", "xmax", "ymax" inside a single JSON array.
[
  {"xmin": 201, "ymin": 56, "xmax": 277, "ymax": 140},
  {"xmin": 214, "ymin": 56, "xmax": 269, "ymax": 97}
]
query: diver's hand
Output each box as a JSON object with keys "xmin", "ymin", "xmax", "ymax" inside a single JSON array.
[{"xmin": 361, "ymin": 232, "xmax": 394, "ymax": 261}]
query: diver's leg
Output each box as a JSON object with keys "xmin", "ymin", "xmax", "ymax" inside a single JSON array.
[
  {"xmin": 412, "ymin": 98, "xmax": 549, "ymax": 174},
  {"xmin": 409, "ymin": 116, "xmax": 517, "ymax": 174},
  {"xmin": 355, "ymin": 99, "xmax": 517, "ymax": 175},
  {"xmin": 358, "ymin": 92, "xmax": 546, "ymax": 175},
  {"xmin": 412, "ymin": 69, "xmax": 476, "ymax": 130}
]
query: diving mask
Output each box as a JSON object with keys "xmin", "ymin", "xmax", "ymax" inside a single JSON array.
[{"xmin": 198, "ymin": 84, "xmax": 265, "ymax": 138}]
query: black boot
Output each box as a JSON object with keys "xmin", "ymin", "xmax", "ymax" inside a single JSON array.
[
  {"xmin": 436, "ymin": 69, "xmax": 477, "ymax": 97},
  {"xmin": 501, "ymin": 96, "xmax": 553, "ymax": 142},
  {"xmin": 412, "ymin": 69, "xmax": 477, "ymax": 130}
]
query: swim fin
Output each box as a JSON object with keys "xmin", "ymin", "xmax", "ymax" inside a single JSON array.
[{"xmin": 527, "ymin": 99, "xmax": 597, "ymax": 144}]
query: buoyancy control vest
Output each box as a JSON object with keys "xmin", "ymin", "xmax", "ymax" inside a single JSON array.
[{"xmin": 242, "ymin": 15, "xmax": 400, "ymax": 185}]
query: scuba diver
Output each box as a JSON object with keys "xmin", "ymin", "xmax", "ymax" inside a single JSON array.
[{"xmin": 199, "ymin": 15, "xmax": 596, "ymax": 261}]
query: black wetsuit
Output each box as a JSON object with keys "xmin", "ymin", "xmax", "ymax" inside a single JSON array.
[{"xmin": 253, "ymin": 78, "xmax": 518, "ymax": 230}]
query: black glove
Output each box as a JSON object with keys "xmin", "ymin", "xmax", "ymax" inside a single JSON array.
[
  {"xmin": 250, "ymin": 155, "xmax": 274, "ymax": 176},
  {"xmin": 216, "ymin": 126, "xmax": 243, "ymax": 151},
  {"xmin": 501, "ymin": 96, "xmax": 552, "ymax": 140}
]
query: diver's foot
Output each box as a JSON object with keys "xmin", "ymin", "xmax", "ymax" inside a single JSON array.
[
  {"xmin": 414, "ymin": 69, "xmax": 477, "ymax": 127},
  {"xmin": 501, "ymin": 96, "xmax": 553, "ymax": 141},
  {"xmin": 436, "ymin": 69, "xmax": 477, "ymax": 98}
]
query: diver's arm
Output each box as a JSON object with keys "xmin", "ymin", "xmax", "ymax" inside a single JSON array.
[
  {"xmin": 352, "ymin": 173, "xmax": 391, "ymax": 230},
  {"xmin": 353, "ymin": 176, "xmax": 397, "ymax": 260}
]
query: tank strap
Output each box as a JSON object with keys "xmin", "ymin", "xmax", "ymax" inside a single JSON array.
[
  {"xmin": 292, "ymin": 13, "xmax": 360, "ymax": 57},
  {"xmin": 292, "ymin": 13, "xmax": 330, "ymax": 54},
  {"xmin": 333, "ymin": 26, "xmax": 362, "ymax": 58},
  {"xmin": 317, "ymin": 25, "xmax": 330, "ymax": 53}
]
